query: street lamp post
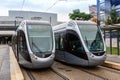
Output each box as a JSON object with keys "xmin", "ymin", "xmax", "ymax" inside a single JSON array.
[{"xmin": 97, "ymin": 0, "xmax": 100, "ymax": 26}]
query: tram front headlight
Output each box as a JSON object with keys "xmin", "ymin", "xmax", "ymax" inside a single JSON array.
[
  {"xmin": 88, "ymin": 52, "xmax": 94, "ymax": 57},
  {"xmin": 31, "ymin": 54, "xmax": 37, "ymax": 59}
]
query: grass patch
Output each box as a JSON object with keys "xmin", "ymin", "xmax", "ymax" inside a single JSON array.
[{"xmin": 107, "ymin": 47, "xmax": 120, "ymax": 55}]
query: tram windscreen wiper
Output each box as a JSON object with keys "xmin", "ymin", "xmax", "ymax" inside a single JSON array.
[
  {"xmin": 31, "ymin": 39, "xmax": 42, "ymax": 53},
  {"xmin": 85, "ymin": 36, "xmax": 89, "ymax": 47}
]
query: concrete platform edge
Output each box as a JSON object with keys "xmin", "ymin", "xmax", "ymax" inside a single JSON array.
[{"xmin": 9, "ymin": 47, "xmax": 24, "ymax": 80}]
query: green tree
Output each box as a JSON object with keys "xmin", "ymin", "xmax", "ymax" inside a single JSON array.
[
  {"xmin": 69, "ymin": 9, "xmax": 93, "ymax": 20},
  {"xmin": 106, "ymin": 16, "xmax": 112, "ymax": 25},
  {"xmin": 110, "ymin": 10, "xmax": 117, "ymax": 24},
  {"xmin": 106, "ymin": 10, "xmax": 120, "ymax": 25}
]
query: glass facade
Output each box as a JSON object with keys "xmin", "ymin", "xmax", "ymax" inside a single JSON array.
[
  {"xmin": 111, "ymin": 0, "xmax": 120, "ymax": 6},
  {"xmin": 100, "ymin": 0, "xmax": 120, "ymax": 21}
]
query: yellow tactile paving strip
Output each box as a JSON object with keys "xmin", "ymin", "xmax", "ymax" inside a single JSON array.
[{"xmin": 103, "ymin": 61, "xmax": 120, "ymax": 70}]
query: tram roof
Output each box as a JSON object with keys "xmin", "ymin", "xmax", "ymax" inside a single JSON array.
[
  {"xmin": 71, "ymin": 20, "xmax": 96, "ymax": 25},
  {"xmin": 53, "ymin": 20, "xmax": 96, "ymax": 31},
  {"xmin": 22, "ymin": 20, "xmax": 50, "ymax": 25}
]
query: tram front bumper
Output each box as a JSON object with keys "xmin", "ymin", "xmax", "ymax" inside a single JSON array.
[
  {"xmin": 31, "ymin": 54, "xmax": 55, "ymax": 68},
  {"xmin": 88, "ymin": 53, "xmax": 107, "ymax": 66}
]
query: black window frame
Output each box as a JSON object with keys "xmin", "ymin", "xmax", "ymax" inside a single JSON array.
[
  {"xmin": 17, "ymin": 30, "xmax": 31, "ymax": 62},
  {"xmin": 66, "ymin": 30, "xmax": 88, "ymax": 60},
  {"xmin": 55, "ymin": 31, "xmax": 66, "ymax": 51}
]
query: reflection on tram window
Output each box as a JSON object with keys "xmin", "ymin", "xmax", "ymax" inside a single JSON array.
[
  {"xmin": 18, "ymin": 31, "xmax": 27, "ymax": 53},
  {"xmin": 78, "ymin": 24, "xmax": 104, "ymax": 51},
  {"xmin": 67, "ymin": 31, "xmax": 84, "ymax": 52},
  {"xmin": 27, "ymin": 24, "xmax": 53, "ymax": 53}
]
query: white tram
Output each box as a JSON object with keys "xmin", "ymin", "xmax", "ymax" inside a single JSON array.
[
  {"xmin": 12, "ymin": 20, "xmax": 55, "ymax": 68},
  {"xmin": 53, "ymin": 20, "xmax": 106, "ymax": 66}
]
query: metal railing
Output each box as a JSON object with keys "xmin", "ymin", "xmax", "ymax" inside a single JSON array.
[{"xmin": 102, "ymin": 25, "xmax": 120, "ymax": 55}]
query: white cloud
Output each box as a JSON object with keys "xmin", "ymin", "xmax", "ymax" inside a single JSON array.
[
  {"xmin": 0, "ymin": 7, "xmax": 9, "ymax": 16},
  {"xmin": 0, "ymin": 0, "xmax": 96, "ymax": 21},
  {"xmin": 46, "ymin": 0, "xmax": 91, "ymax": 21}
]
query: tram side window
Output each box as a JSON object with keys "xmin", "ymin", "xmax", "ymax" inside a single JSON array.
[
  {"xmin": 67, "ymin": 31, "xmax": 84, "ymax": 52},
  {"xmin": 18, "ymin": 31, "xmax": 27, "ymax": 52},
  {"xmin": 55, "ymin": 33, "xmax": 59, "ymax": 50},
  {"xmin": 59, "ymin": 33, "xmax": 64, "ymax": 50},
  {"xmin": 55, "ymin": 33, "xmax": 65, "ymax": 50}
]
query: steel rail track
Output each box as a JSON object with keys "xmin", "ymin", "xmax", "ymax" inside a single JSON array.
[
  {"xmin": 50, "ymin": 67, "xmax": 69, "ymax": 80},
  {"xmin": 100, "ymin": 66, "xmax": 120, "ymax": 74},
  {"xmin": 26, "ymin": 70, "xmax": 36, "ymax": 80},
  {"xmin": 56, "ymin": 61, "xmax": 108, "ymax": 80},
  {"xmin": 24, "ymin": 61, "xmax": 120, "ymax": 80},
  {"xmin": 25, "ymin": 67, "xmax": 69, "ymax": 80},
  {"xmin": 75, "ymin": 67, "xmax": 108, "ymax": 80}
]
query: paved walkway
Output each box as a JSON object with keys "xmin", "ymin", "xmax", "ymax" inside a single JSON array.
[
  {"xmin": 0, "ymin": 45, "xmax": 10, "ymax": 80},
  {"xmin": 106, "ymin": 54, "xmax": 120, "ymax": 64}
]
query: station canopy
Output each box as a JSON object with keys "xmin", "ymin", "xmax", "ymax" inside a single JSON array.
[{"xmin": 0, "ymin": 31, "xmax": 15, "ymax": 36}]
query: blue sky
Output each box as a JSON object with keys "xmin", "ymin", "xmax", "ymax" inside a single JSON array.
[{"xmin": 0, "ymin": 0, "xmax": 96, "ymax": 21}]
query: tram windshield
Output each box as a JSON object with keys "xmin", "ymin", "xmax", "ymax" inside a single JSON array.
[
  {"xmin": 27, "ymin": 24, "xmax": 53, "ymax": 53},
  {"xmin": 78, "ymin": 24, "xmax": 104, "ymax": 51}
]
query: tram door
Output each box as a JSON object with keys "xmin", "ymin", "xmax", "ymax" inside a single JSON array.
[
  {"xmin": 66, "ymin": 30, "xmax": 87, "ymax": 59},
  {"xmin": 55, "ymin": 32, "xmax": 65, "ymax": 61},
  {"xmin": 17, "ymin": 30, "xmax": 31, "ymax": 62},
  {"xmin": 66, "ymin": 30, "xmax": 83, "ymax": 52}
]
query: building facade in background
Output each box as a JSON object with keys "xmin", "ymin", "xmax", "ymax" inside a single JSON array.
[
  {"xmin": 9, "ymin": 10, "xmax": 57, "ymax": 26},
  {"xmin": 89, "ymin": 5, "xmax": 97, "ymax": 18},
  {"xmin": 100, "ymin": 0, "xmax": 120, "ymax": 23},
  {"xmin": 89, "ymin": 5, "xmax": 98, "ymax": 23},
  {"xmin": 0, "ymin": 10, "xmax": 57, "ymax": 44},
  {"xmin": 0, "ymin": 10, "xmax": 57, "ymax": 30},
  {"xmin": 100, "ymin": 0, "xmax": 120, "ymax": 49}
]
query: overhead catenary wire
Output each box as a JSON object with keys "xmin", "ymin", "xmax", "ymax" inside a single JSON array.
[
  {"xmin": 46, "ymin": 0, "xmax": 59, "ymax": 11},
  {"xmin": 46, "ymin": 0, "xmax": 86, "ymax": 11},
  {"xmin": 21, "ymin": 0, "xmax": 25, "ymax": 10}
]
